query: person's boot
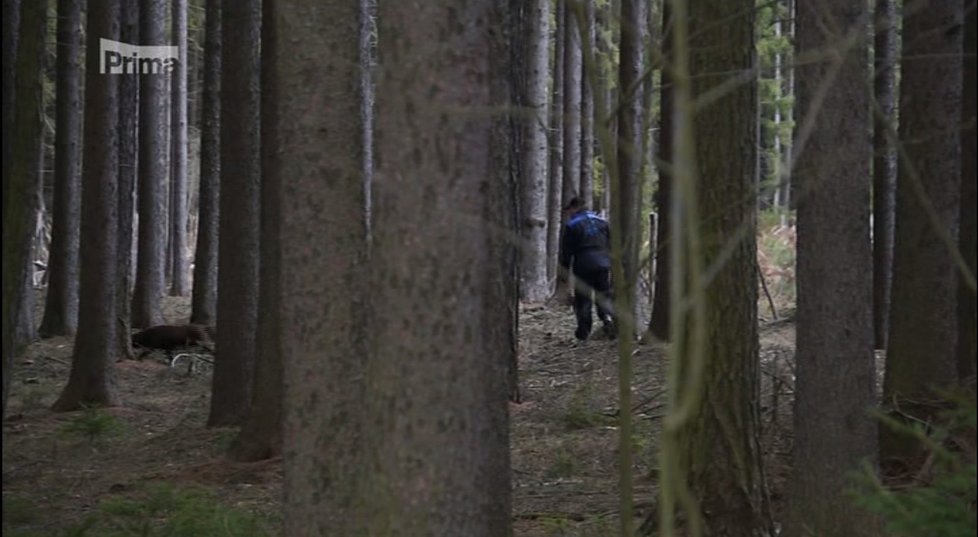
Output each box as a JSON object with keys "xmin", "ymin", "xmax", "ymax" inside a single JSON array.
[
  {"xmin": 575, "ymin": 326, "xmax": 590, "ymax": 341},
  {"xmin": 602, "ymin": 319, "xmax": 616, "ymax": 340}
]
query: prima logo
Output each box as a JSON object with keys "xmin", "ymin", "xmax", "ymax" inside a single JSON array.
[{"xmin": 100, "ymin": 38, "xmax": 178, "ymax": 75}]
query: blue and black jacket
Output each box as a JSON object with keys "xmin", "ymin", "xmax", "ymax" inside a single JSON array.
[{"xmin": 560, "ymin": 211, "xmax": 611, "ymax": 274}]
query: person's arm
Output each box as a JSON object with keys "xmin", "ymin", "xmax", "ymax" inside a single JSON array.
[{"xmin": 559, "ymin": 223, "xmax": 573, "ymax": 272}]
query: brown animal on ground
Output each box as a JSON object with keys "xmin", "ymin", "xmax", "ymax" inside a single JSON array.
[{"xmin": 131, "ymin": 324, "xmax": 215, "ymax": 358}]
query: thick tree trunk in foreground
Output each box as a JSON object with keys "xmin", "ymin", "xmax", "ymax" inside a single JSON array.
[
  {"xmin": 787, "ymin": 1, "xmax": 878, "ymax": 535},
  {"xmin": 665, "ymin": 1, "xmax": 772, "ymax": 534},
  {"xmin": 277, "ymin": 0, "xmax": 367, "ymax": 529},
  {"xmin": 366, "ymin": 1, "xmax": 513, "ymax": 533}
]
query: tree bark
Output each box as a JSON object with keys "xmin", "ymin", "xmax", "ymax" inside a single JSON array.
[
  {"xmin": 593, "ymin": 0, "xmax": 612, "ymax": 215},
  {"xmin": 359, "ymin": 0, "xmax": 376, "ymax": 244},
  {"xmin": 12, "ymin": 0, "xmax": 44, "ymax": 353},
  {"xmin": 132, "ymin": 0, "xmax": 170, "ymax": 329},
  {"xmin": 615, "ymin": 0, "xmax": 646, "ymax": 339},
  {"xmin": 1, "ymin": 0, "xmax": 19, "ymax": 171},
  {"xmin": 40, "ymin": 0, "xmax": 83, "ymax": 338},
  {"xmin": 563, "ymin": 3, "xmax": 583, "ymax": 203},
  {"xmin": 872, "ymin": 0, "xmax": 898, "ymax": 351},
  {"xmin": 2, "ymin": 0, "xmax": 42, "ymax": 416},
  {"xmin": 190, "ymin": 0, "xmax": 221, "ymax": 326},
  {"xmin": 53, "ymin": 0, "xmax": 122, "ymax": 411},
  {"xmin": 169, "ymin": 0, "xmax": 190, "ymax": 296},
  {"xmin": 231, "ymin": 0, "xmax": 281, "ymax": 462},
  {"xmin": 365, "ymin": 0, "xmax": 514, "ymax": 532},
  {"xmin": 787, "ymin": 1, "xmax": 878, "ymax": 535},
  {"xmin": 883, "ymin": 0, "xmax": 963, "ymax": 459},
  {"xmin": 958, "ymin": 0, "xmax": 977, "ymax": 386},
  {"xmin": 520, "ymin": 0, "xmax": 551, "ymax": 303},
  {"xmin": 502, "ymin": 0, "xmax": 524, "ymax": 403},
  {"xmin": 0, "ymin": 0, "xmax": 17, "ymax": 415},
  {"xmin": 667, "ymin": 0, "xmax": 773, "ymax": 534},
  {"xmin": 277, "ymin": 0, "xmax": 367, "ymax": 527},
  {"xmin": 648, "ymin": 1, "xmax": 672, "ymax": 340},
  {"xmin": 547, "ymin": 1, "xmax": 565, "ymax": 290},
  {"xmin": 208, "ymin": 0, "xmax": 261, "ymax": 427},
  {"xmin": 116, "ymin": 0, "xmax": 139, "ymax": 362},
  {"xmin": 580, "ymin": 0, "xmax": 595, "ymax": 210}
]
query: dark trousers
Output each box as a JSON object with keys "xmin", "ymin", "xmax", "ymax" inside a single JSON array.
[{"xmin": 573, "ymin": 268, "xmax": 613, "ymax": 340}]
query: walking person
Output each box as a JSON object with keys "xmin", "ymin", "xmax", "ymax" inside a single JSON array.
[{"xmin": 559, "ymin": 197, "xmax": 615, "ymax": 341}]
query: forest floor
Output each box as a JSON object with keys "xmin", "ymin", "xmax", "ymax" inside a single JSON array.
[{"xmin": 3, "ymin": 292, "xmax": 798, "ymax": 536}]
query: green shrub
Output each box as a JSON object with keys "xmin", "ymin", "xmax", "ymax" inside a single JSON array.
[
  {"xmin": 853, "ymin": 394, "xmax": 977, "ymax": 537},
  {"xmin": 97, "ymin": 483, "xmax": 275, "ymax": 537},
  {"xmin": 545, "ymin": 447, "xmax": 579, "ymax": 479},
  {"xmin": 562, "ymin": 382, "xmax": 613, "ymax": 431},
  {"xmin": 60, "ymin": 405, "xmax": 125, "ymax": 447}
]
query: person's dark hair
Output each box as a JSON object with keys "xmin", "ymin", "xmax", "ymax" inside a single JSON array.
[{"xmin": 563, "ymin": 196, "xmax": 584, "ymax": 210}]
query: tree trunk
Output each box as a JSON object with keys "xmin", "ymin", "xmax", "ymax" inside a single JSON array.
[
  {"xmin": 2, "ymin": 0, "xmax": 42, "ymax": 416},
  {"xmin": 53, "ymin": 0, "xmax": 121, "ymax": 412},
  {"xmin": 648, "ymin": 2, "xmax": 672, "ymax": 341},
  {"xmin": 547, "ymin": 1, "xmax": 565, "ymax": 290},
  {"xmin": 1, "ymin": 0, "xmax": 19, "ymax": 171},
  {"xmin": 662, "ymin": 0, "xmax": 772, "ymax": 534},
  {"xmin": 563, "ymin": 3, "xmax": 583, "ymax": 203},
  {"xmin": 770, "ymin": 8, "xmax": 784, "ymax": 213},
  {"xmin": 12, "ymin": 24, "xmax": 47, "ymax": 353},
  {"xmin": 359, "ymin": 0, "xmax": 376, "ymax": 243},
  {"xmin": 40, "ymin": 0, "xmax": 83, "ymax": 338},
  {"xmin": 787, "ymin": 1, "xmax": 878, "ymax": 535},
  {"xmin": 520, "ymin": 0, "xmax": 550, "ymax": 303},
  {"xmin": 503, "ymin": 0, "xmax": 525, "ymax": 404},
  {"xmin": 190, "ymin": 0, "xmax": 221, "ymax": 326},
  {"xmin": 368, "ymin": 0, "xmax": 513, "ymax": 532},
  {"xmin": 872, "ymin": 0, "xmax": 898, "ymax": 351},
  {"xmin": 883, "ymin": 0, "xmax": 963, "ymax": 461},
  {"xmin": 615, "ymin": 0, "xmax": 646, "ymax": 339},
  {"xmin": 231, "ymin": 0, "xmax": 280, "ymax": 462},
  {"xmin": 1, "ymin": 0, "xmax": 17, "ymax": 412},
  {"xmin": 580, "ymin": 0, "xmax": 595, "ymax": 210},
  {"xmin": 604, "ymin": 0, "xmax": 620, "ymax": 216},
  {"xmin": 132, "ymin": 0, "xmax": 170, "ymax": 329},
  {"xmin": 208, "ymin": 0, "xmax": 261, "ymax": 427},
  {"xmin": 557, "ymin": 0, "xmax": 584, "ymax": 304},
  {"xmin": 169, "ymin": 0, "xmax": 190, "ymax": 296},
  {"xmin": 782, "ymin": 0, "xmax": 795, "ymax": 214},
  {"xmin": 116, "ymin": 0, "xmax": 139, "ymax": 362},
  {"xmin": 280, "ymin": 0, "xmax": 512, "ymax": 533},
  {"xmin": 958, "ymin": 0, "xmax": 977, "ymax": 386},
  {"xmin": 276, "ymin": 0, "xmax": 368, "ymax": 527},
  {"xmin": 593, "ymin": 0, "xmax": 612, "ymax": 215}
]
